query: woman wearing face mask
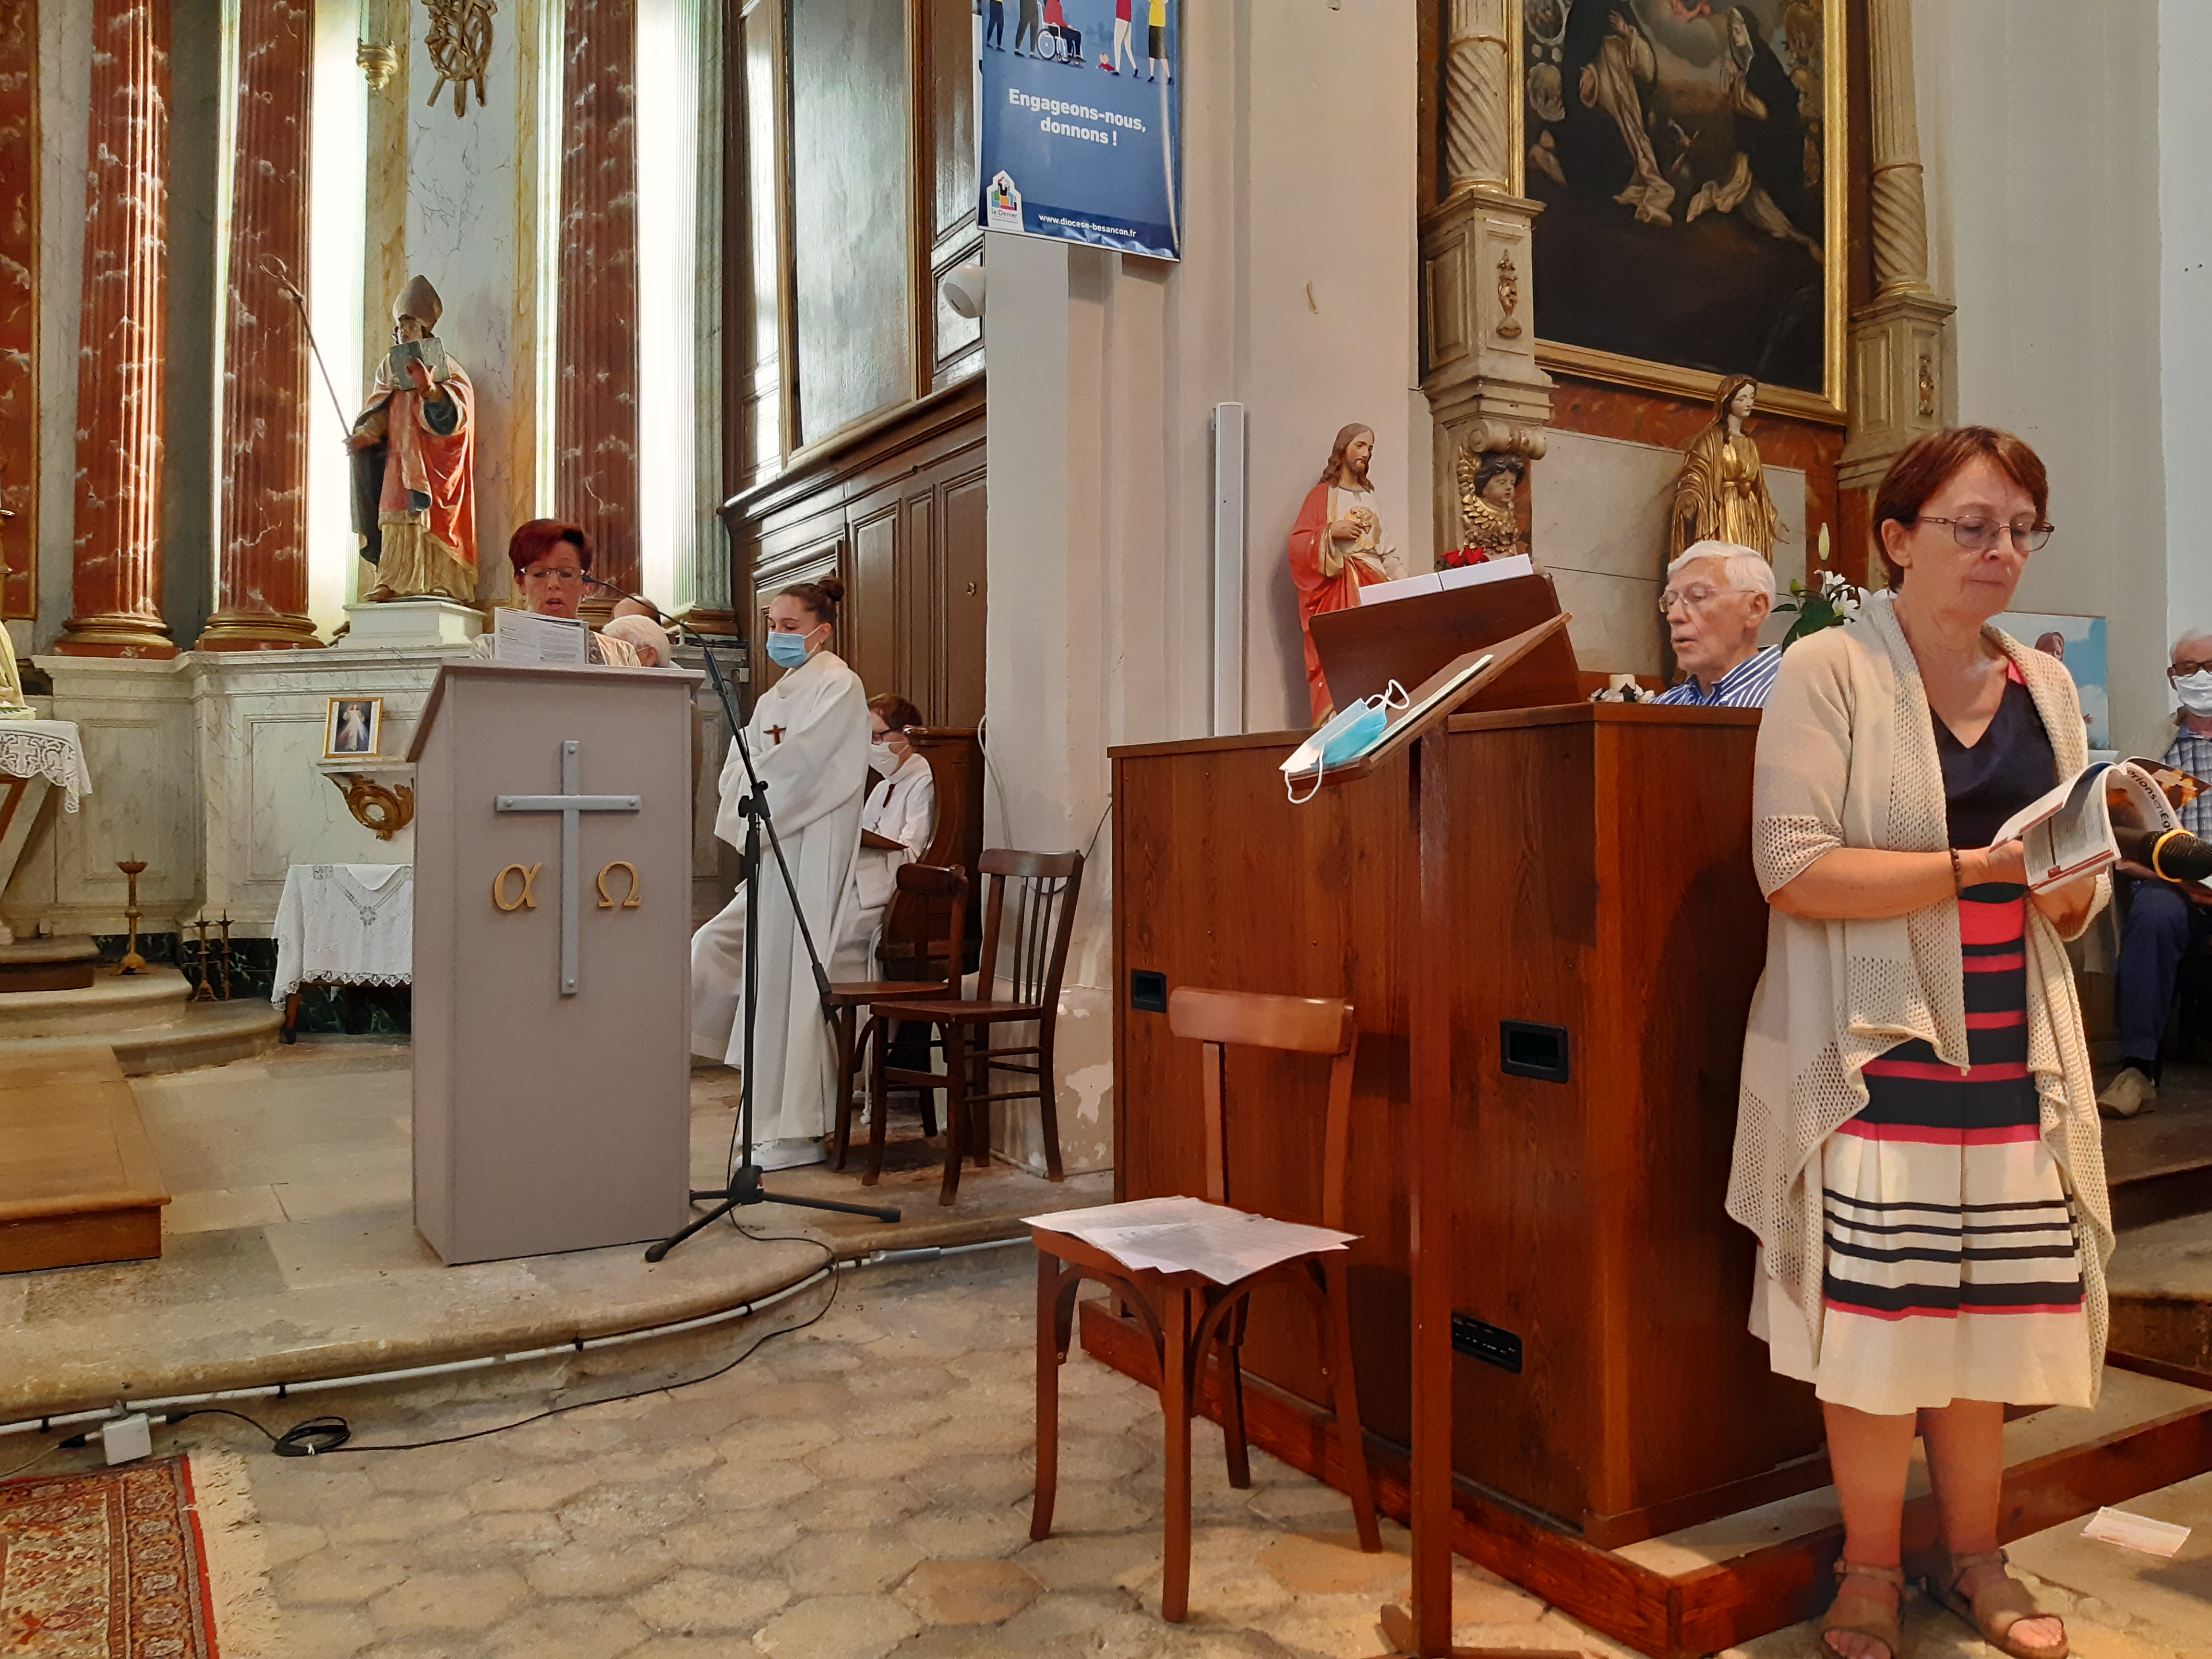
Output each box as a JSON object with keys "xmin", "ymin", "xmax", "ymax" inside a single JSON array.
[
  {"xmin": 689, "ymin": 578, "xmax": 870, "ymax": 1170},
  {"xmin": 828, "ymin": 696, "xmax": 937, "ymax": 980}
]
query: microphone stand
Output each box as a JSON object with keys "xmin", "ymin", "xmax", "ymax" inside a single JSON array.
[{"xmin": 587, "ymin": 580, "xmax": 901, "ymax": 1256}]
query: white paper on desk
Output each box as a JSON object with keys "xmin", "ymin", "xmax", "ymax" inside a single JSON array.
[
  {"xmin": 1437, "ymin": 553, "xmax": 1534, "ymax": 591},
  {"xmin": 2081, "ymin": 1506, "xmax": 2191, "ymax": 1558},
  {"xmin": 1356, "ymin": 572, "xmax": 1443, "ymax": 607},
  {"xmin": 1028, "ymin": 1195, "xmax": 1355, "ymax": 1285},
  {"xmin": 493, "ymin": 607, "xmax": 590, "ymax": 665}
]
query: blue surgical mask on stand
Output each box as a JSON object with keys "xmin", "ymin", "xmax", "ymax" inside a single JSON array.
[
  {"xmin": 766, "ymin": 629, "xmax": 814, "ymax": 670},
  {"xmin": 1281, "ymin": 682, "xmax": 1409, "ymax": 804}
]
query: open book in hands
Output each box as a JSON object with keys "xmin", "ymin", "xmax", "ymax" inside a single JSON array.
[{"xmin": 1990, "ymin": 760, "xmax": 2184, "ymax": 892}]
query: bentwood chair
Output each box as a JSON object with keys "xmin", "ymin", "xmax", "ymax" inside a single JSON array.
[
  {"xmin": 1028, "ymin": 986, "xmax": 1382, "ymax": 1623},
  {"xmin": 826, "ymin": 863, "xmax": 968, "ymax": 1172},
  {"xmin": 864, "ymin": 848, "xmax": 1084, "ymax": 1204}
]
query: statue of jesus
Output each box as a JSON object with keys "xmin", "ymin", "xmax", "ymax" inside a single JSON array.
[
  {"xmin": 1287, "ymin": 423, "xmax": 1406, "ymax": 724},
  {"xmin": 349, "ymin": 275, "xmax": 479, "ymax": 603}
]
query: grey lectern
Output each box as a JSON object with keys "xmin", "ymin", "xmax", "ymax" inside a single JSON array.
[{"xmin": 408, "ymin": 661, "xmax": 700, "ymax": 1263}]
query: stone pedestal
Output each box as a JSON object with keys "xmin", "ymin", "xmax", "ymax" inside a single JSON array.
[
  {"xmin": 334, "ymin": 600, "xmax": 484, "ymax": 651},
  {"xmin": 1839, "ymin": 289, "xmax": 1958, "ymax": 493}
]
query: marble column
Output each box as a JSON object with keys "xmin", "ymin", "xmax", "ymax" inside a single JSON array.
[
  {"xmin": 556, "ymin": 0, "xmax": 641, "ymax": 621},
  {"xmin": 201, "ymin": 0, "xmax": 323, "ymax": 649},
  {"xmin": 56, "ymin": 0, "xmax": 175, "ymax": 658},
  {"xmin": 0, "ymin": 0, "xmax": 36, "ymax": 624},
  {"xmin": 1839, "ymin": 0, "xmax": 1954, "ymax": 498},
  {"xmin": 1421, "ymin": 0, "xmax": 1551, "ymax": 556}
]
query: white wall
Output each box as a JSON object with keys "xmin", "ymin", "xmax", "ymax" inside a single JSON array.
[
  {"xmin": 33, "ymin": 0, "xmax": 92, "ymax": 654},
  {"xmin": 983, "ymin": 0, "xmax": 1422, "ymax": 1172},
  {"xmin": 1916, "ymin": 0, "xmax": 2169, "ymax": 750},
  {"xmin": 2159, "ymin": 0, "xmax": 2212, "ymax": 663}
]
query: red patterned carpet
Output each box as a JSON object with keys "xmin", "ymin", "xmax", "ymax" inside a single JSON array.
[{"xmin": 0, "ymin": 1456, "xmax": 219, "ymax": 1657}]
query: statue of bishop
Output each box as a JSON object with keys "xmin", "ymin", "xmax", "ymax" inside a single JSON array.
[{"xmin": 349, "ymin": 276, "xmax": 479, "ymax": 602}]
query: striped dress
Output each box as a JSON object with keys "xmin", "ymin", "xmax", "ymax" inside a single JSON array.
[{"xmin": 1757, "ymin": 665, "xmax": 2094, "ymax": 1415}]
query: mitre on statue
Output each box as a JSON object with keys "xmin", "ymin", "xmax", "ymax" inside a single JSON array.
[{"xmin": 394, "ymin": 274, "xmax": 442, "ymax": 330}]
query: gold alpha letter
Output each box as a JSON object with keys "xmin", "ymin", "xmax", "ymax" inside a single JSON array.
[{"xmin": 493, "ymin": 863, "xmax": 542, "ymax": 912}]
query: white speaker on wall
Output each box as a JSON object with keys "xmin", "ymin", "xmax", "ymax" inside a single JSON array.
[{"xmin": 1211, "ymin": 402, "xmax": 1248, "ymax": 737}]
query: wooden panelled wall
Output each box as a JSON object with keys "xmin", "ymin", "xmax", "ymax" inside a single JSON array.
[{"xmin": 721, "ymin": 0, "xmax": 985, "ymax": 724}]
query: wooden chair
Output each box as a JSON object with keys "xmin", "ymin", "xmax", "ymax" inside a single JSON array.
[
  {"xmin": 1028, "ymin": 986, "xmax": 1382, "ymax": 1623},
  {"xmin": 826, "ymin": 863, "xmax": 967, "ymax": 1172},
  {"xmin": 877, "ymin": 728, "xmax": 985, "ymax": 981},
  {"xmin": 864, "ymin": 848, "xmax": 1084, "ymax": 1204}
]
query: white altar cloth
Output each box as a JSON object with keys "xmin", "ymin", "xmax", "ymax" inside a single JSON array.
[
  {"xmin": 271, "ymin": 863, "xmax": 414, "ymax": 1004},
  {"xmin": 0, "ymin": 720, "xmax": 94, "ymax": 811}
]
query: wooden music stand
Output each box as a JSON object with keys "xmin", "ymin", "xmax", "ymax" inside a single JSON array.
[{"xmin": 1310, "ymin": 606, "xmax": 1580, "ymax": 1659}]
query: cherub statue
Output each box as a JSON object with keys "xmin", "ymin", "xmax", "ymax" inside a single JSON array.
[
  {"xmin": 1449, "ymin": 449, "xmax": 1527, "ymax": 566},
  {"xmin": 1669, "ymin": 374, "xmax": 1780, "ymax": 564}
]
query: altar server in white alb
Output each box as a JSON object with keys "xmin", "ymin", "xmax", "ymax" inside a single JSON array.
[
  {"xmin": 828, "ymin": 694, "xmax": 938, "ymax": 980},
  {"xmin": 690, "ymin": 578, "xmax": 869, "ymax": 1168}
]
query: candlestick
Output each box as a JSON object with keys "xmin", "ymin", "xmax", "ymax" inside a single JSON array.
[{"xmin": 116, "ymin": 860, "xmax": 147, "ymax": 974}]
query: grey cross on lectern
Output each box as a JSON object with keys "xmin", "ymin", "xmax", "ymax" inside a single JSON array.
[{"xmin": 495, "ymin": 739, "xmax": 640, "ymax": 996}]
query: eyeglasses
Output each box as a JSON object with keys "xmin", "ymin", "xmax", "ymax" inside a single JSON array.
[
  {"xmin": 1912, "ymin": 516, "xmax": 2053, "ymax": 553},
  {"xmin": 521, "ymin": 565, "xmax": 585, "ymax": 584},
  {"xmin": 1657, "ymin": 585, "xmax": 1742, "ymax": 615},
  {"xmin": 2171, "ymin": 660, "xmax": 2212, "ymax": 679}
]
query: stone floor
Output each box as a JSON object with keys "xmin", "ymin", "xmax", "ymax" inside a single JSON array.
[
  {"xmin": 8, "ymin": 1251, "xmax": 2204, "ymax": 1659},
  {"xmin": 0, "ymin": 1038, "xmax": 1108, "ymax": 1420}
]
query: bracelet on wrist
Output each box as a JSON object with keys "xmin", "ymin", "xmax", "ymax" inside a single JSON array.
[{"xmin": 1949, "ymin": 847, "xmax": 1965, "ymax": 895}]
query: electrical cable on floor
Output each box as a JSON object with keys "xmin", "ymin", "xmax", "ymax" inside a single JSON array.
[
  {"xmin": 0, "ymin": 1441, "xmax": 63, "ymax": 1484},
  {"xmin": 163, "ymin": 1235, "xmax": 841, "ymax": 1460}
]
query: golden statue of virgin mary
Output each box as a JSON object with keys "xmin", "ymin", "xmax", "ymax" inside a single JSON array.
[{"xmin": 1669, "ymin": 374, "xmax": 1780, "ymax": 564}]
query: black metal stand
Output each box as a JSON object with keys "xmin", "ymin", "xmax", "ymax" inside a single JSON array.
[{"xmin": 644, "ymin": 625, "xmax": 899, "ymax": 1263}]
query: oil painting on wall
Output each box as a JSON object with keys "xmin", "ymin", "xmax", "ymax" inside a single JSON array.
[{"xmin": 1524, "ymin": 0, "xmax": 1841, "ymax": 415}]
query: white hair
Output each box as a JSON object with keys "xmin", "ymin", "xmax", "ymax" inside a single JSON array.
[
  {"xmin": 1666, "ymin": 541, "xmax": 1775, "ymax": 601},
  {"xmin": 601, "ymin": 613, "xmax": 672, "ymax": 664}
]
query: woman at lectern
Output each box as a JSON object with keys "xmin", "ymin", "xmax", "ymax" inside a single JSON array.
[
  {"xmin": 1730, "ymin": 427, "xmax": 2104, "ymax": 1659},
  {"xmin": 482, "ymin": 519, "xmax": 643, "ymax": 666},
  {"xmin": 689, "ymin": 578, "xmax": 870, "ymax": 1171}
]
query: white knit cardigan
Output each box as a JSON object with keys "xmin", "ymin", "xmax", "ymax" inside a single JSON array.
[{"xmin": 1726, "ymin": 591, "xmax": 2114, "ymax": 1390}]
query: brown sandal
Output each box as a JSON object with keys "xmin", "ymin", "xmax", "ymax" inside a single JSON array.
[
  {"xmin": 1821, "ymin": 1559, "xmax": 1906, "ymax": 1659},
  {"xmin": 1928, "ymin": 1548, "xmax": 2067, "ymax": 1659}
]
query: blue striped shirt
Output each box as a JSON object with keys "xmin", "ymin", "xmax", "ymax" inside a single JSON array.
[{"xmin": 1655, "ymin": 645, "xmax": 1783, "ymax": 708}]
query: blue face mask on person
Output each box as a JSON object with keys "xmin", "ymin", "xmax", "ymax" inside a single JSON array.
[{"xmin": 766, "ymin": 628, "xmax": 815, "ymax": 669}]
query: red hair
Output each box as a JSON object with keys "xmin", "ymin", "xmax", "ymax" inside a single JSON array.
[
  {"xmin": 1872, "ymin": 428, "xmax": 2048, "ymax": 589},
  {"xmin": 507, "ymin": 518, "xmax": 593, "ymax": 578}
]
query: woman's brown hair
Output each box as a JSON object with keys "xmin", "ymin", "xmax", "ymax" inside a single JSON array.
[
  {"xmin": 778, "ymin": 575, "xmax": 846, "ymax": 626},
  {"xmin": 1871, "ymin": 427, "xmax": 2049, "ymax": 589},
  {"xmin": 868, "ymin": 693, "xmax": 923, "ymax": 733}
]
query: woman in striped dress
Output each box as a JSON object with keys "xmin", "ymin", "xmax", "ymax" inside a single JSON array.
[{"xmin": 1730, "ymin": 428, "xmax": 2109, "ymax": 1659}]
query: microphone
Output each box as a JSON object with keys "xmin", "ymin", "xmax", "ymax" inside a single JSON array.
[{"xmin": 2116, "ymin": 825, "xmax": 2212, "ymax": 883}]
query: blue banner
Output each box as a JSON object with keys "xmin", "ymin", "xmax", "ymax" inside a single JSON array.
[{"xmin": 975, "ymin": 0, "xmax": 1182, "ymax": 261}]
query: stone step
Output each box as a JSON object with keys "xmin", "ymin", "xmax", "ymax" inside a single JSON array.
[
  {"xmin": 2104, "ymin": 1062, "xmax": 2212, "ymax": 1231},
  {"xmin": 2109, "ymin": 1209, "xmax": 2212, "ymax": 1373},
  {"xmin": 0, "ymin": 999, "xmax": 283, "ymax": 1076},
  {"xmin": 0, "ymin": 966, "xmax": 193, "ymax": 1039}
]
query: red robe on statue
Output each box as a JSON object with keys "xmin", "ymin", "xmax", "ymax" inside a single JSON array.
[{"xmin": 1287, "ymin": 482, "xmax": 1374, "ymax": 723}]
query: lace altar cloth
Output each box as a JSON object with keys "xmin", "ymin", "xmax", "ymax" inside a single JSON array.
[
  {"xmin": 0, "ymin": 720, "xmax": 94, "ymax": 812},
  {"xmin": 272, "ymin": 863, "xmax": 414, "ymax": 1003}
]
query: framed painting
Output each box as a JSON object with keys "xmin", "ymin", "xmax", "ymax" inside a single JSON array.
[
  {"xmin": 325, "ymin": 696, "xmax": 384, "ymax": 759},
  {"xmin": 1522, "ymin": 0, "xmax": 1846, "ymax": 423}
]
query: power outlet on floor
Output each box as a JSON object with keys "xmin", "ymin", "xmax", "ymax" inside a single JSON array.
[{"xmin": 100, "ymin": 1413, "xmax": 153, "ymax": 1466}]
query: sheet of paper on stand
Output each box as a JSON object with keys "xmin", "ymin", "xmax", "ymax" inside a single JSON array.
[
  {"xmin": 2080, "ymin": 1506, "xmax": 2192, "ymax": 1558},
  {"xmin": 1028, "ymin": 1195, "xmax": 1356, "ymax": 1285},
  {"xmin": 1358, "ymin": 553, "xmax": 1535, "ymax": 608},
  {"xmin": 493, "ymin": 608, "xmax": 590, "ymax": 665}
]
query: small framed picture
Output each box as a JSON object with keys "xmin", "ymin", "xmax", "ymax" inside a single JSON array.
[{"xmin": 325, "ymin": 696, "xmax": 383, "ymax": 759}]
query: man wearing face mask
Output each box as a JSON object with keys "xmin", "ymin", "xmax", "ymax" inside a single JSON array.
[
  {"xmin": 690, "ymin": 578, "xmax": 870, "ymax": 1169},
  {"xmin": 828, "ymin": 696, "xmax": 938, "ymax": 980},
  {"xmin": 2099, "ymin": 630, "xmax": 2212, "ymax": 1118}
]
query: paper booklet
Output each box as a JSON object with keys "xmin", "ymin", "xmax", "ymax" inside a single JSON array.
[
  {"xmin": 1357, "ymin": 553, "xmax": 1535, "ymax": 609},
  {"xmin": 493, "ymin": 607, "xmax": 591, "ymax": 666},
  {"xmin": 1989, "ymin": 759, "xmax": 2181, "ymax": 891},
  {"xmin": 1026, "ymin": 1194, "xmax": 1355, "ymax": 1285}
]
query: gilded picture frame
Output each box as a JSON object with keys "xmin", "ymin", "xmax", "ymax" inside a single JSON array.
[
  {"xmin": 1522, "ymin": 0, "xmax": 1847, "ymax": 424},
  {"xmin": 325, "ymin": 696, "xmax": 384, "ymax": 760}
]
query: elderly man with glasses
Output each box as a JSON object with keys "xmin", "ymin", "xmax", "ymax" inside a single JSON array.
[
  {"xmin": 2099, "ymin": 629, "xmax": 2212, "ymax": 1118},
  {"xmin": 1654, "ymin": 540, "xmax": 1781, "ymax": 707}
]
